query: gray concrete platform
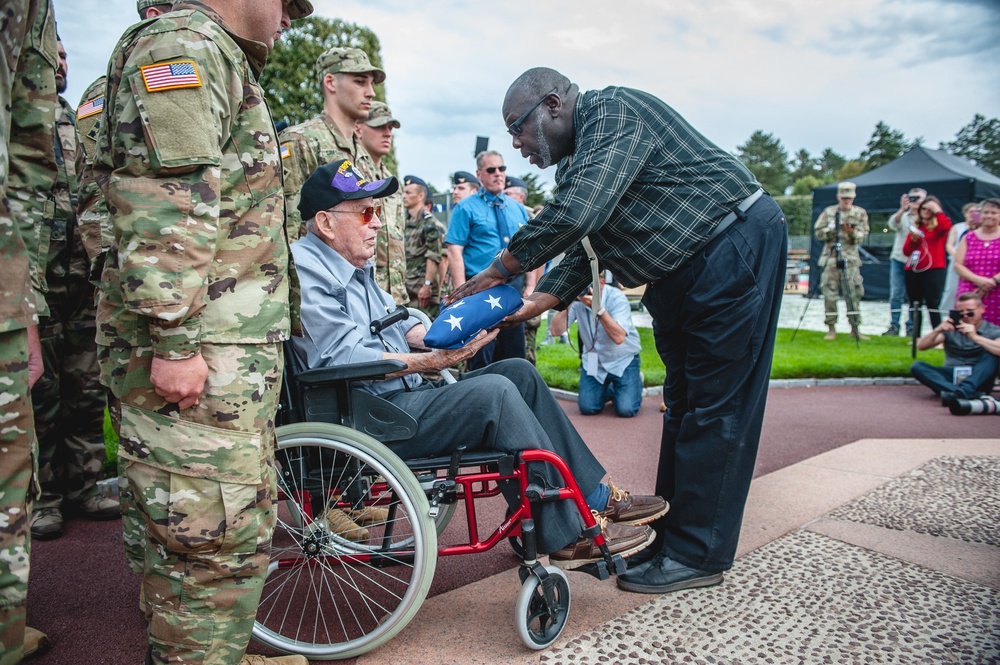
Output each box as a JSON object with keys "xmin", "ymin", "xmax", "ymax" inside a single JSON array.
[{"xmin": 360, "ymin": 439, "xmax": 1000, "ymax": 665}]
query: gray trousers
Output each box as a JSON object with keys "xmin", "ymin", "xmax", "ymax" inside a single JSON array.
[{"xmin": 383, "ymin": 358, "xmax": 606, "ymax": 553}]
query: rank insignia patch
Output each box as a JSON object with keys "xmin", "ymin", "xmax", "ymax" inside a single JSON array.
[{"xmin": 140, "ymin": 60, "xmax": 202, "ymax": 92}]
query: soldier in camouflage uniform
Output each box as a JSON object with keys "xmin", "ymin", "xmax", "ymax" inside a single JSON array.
[
  {"xmin": 356, "ymin": 101, "xmax": 407, "ymax": 304},
  {"xmin": 814, "ymin": 181, "xmax": 869, "ymax": 341},
  {"xmin": 1, "ymin": 0, "xmax": 58, "ymax": 660},
  {"xmin": 402, "ymin": 175, "xmax": 447, "ymax": 317},
  {"xmin": 279, "ymin": 46, "xmax": 382, "ymax": 242},
  {"xmin": 29, "ymin": 39, "xmax": 118, "ymax": 542},
  {"xmin": 91, "ymin": 2, "xmax": 311, "ymax": 664}
]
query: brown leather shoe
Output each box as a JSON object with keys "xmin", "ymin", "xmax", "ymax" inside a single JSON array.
[
  {"xmin": 594, "ymin": 480, "xmax": 669, "ymax": 526},
  {"xmin": 548, "ymin": 512, "xmax": 655, "ymax": 570},
  {"xmin": 23, "ymin": 626, "xmax": 50, "ymax": 659}
]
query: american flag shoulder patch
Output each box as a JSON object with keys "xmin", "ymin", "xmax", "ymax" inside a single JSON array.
[
  {"xmin": 77, "ymin": 95, "xmax": 104, "ymax": 120},
  {"xmin": 140, "ymin": 60, "xmax": 202, "ymax": 93},
  {"xmin": 280, "ymin": 143, "xmax": 290, "ymax": 160}
]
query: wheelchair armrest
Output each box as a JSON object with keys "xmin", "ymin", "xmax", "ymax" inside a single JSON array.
[{"xmin": 296, "ymin": 359, "xmax": 408, "ymax": 386}]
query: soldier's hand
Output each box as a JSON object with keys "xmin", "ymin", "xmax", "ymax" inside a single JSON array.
[
  {"xmin": 26, "ymin": 324, "xmax": 44, "ymax": 388},
  {"xmin": 418, "ymin": 284, "xmax": 432, "ymax": 309},
  {"xmin": 151, "ymin": 354, "xmax": 209, "ymax": 410},
  {"xmin": 899, "ymin": 193, "xmax": 910, "ymax": 211}
]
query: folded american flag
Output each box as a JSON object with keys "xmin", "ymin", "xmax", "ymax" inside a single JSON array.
[{"xmin": 423, "ymin": 284, "xmax": 523, "ymax": 350}]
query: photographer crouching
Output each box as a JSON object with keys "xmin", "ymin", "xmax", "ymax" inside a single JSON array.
[{"xmin": 910, "ymin": 293, "xmax": 1000, "ymax": 407}]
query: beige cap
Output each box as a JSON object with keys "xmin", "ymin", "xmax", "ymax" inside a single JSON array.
[
  {"xmin": 288, "ymin": 0, "xmax": 314, "ymax": 20},
  {"xmin": 315, "ymin": 47, "xmax": 386, "ymax": 84},
  {"xmin": 363, "ymin": 102, "xmax": 400, "ymax": 128},
  {"xmin": 838, "ymin": 181, "xmax": 857, "ymax": 198}
]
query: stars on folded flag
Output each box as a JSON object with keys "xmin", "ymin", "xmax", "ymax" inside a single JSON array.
[
  {"xmin": 140, "ymin": 60, "xmax": 203, "ymax": 93},
  {"xmin": 77, "ymin": 96, "xmax": 104, "ymax": 120},
  {"xmin": 485, "ymin": 294, "xmax": 502, "ymax": 309},
  {"xmin": 445, "ymin": 314, "xmax": 463, "ymax": 331}
]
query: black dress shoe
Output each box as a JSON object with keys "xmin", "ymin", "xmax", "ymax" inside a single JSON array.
[
  {"xmin": 617, "ymin": 553, "xmax": 724, "ymax": 594},
  {"xmin": 624, "ymin": 544, "xmax": 659, "ymax": 570},
  {"xmin": 941, "ymin": 391, "xmax": 958, "ymax": 407}
]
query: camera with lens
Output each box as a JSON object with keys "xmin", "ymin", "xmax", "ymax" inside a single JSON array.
[{"xmin": 949, "ymin": 309, "xmax": 962, "ymax": 326}]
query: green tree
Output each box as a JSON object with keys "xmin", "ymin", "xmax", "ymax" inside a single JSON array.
[
  {"xmin": 519, "ymin": 172, "xmax": 548, "ymax": 208},
  {"xmin": 792, "ymin": 174, "xmax": 825, "ymax": 196},
  {"xmin": 860, "ymin": 121, "xmax": 911, "ymax": 170},
  {"xmin": 834, "ymin": 160, "xmax": 866, "ymax": 182},
  {"xmin": 735, "ymin": 130, "xmax": 791, "ymax": 195},
  {"xmin": 817, "ymin": 148, "xmax": 847, "ymax": 182},
  {"xmin": 940, "ymin": 114, "xmax": 1000, "ymax": 176},
  {"xmin": 790, "ymin": 148, "xmax": 820, "ymax": 182}
]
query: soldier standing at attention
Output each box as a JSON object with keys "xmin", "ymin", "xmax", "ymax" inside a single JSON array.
[
  {"xmin": 402, "ymin": 175, "xmax": 447, "ymax": 317},
  {"xmin": 91, "ymin": 0, "xmax": 312, "ymax": 663},
  {"xmin": 450, "ymin": 170, "xmax": 479, "ymax": 205},
  {"xmin": 279, "ymin": 46, "xmax": 383, "ymax": 242},
  {"xmin": 29, "ymin": 39, "xmax": 118, "ymax": 542},
  {"xmin": 814, "ymin": 181, "xmax": 870, "ymax": 341},
  {"xmin": 1, "ymin": 0, "xmax": 58, "ymax": 659},
  {"xmin": 356, "ymin": 101, "xmax": 407, "ymax": 304}
]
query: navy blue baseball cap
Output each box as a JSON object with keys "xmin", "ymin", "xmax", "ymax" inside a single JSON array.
[
  {"xmin": 299, "ymin": 159, "xmax": 398, "ymax": 220},
  {"xmin": 403, "ymin": 175, "xmax": 428, "ymax": 192},
  {"xmin": 452, "ymin": 171, "xmax": 480, "ymax": 186},
  {"xmin": 504, "ymin": 175, "xmax": 527, "ymax": 190}
]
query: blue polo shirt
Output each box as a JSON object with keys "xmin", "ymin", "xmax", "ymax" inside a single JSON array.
[{"xmin": 445, "ymin": 189, "xmax": 529, "ymax": 278}]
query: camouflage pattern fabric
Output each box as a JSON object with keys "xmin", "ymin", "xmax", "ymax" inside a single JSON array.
[
  {"xmin": 815, "ymin": 204, "xmax": 869, "ymax": 326},
  {"xmin": 92, "ymin": 3, "xmax": 293, "ymax": 662},
  {"xmin": 0, "ymin": 1, "xmax": 56, "ymax": 661},
  {"xmin": 103, "ymin": 342, "xmax": 281, "ymax": 664},
  {"xmin": 5, "ymin": 0, "xmax": 57, "ymax": 320},
  {"xmin": 279, "ymin": 111, "xmax": 376, "ymax": 242},
  {"xmin": 31, "ymin": 96, "xmax": 106, "ymax": 513},
  {"xmin": 0, "ymin": 331, "xmax": 37, "ymax": 665},
  {"xmin": 370, "ymin": 159, "xmax": 408, "ymax": 304},
  {"xmin": 74, "ymin": 75, "xmax": 109, "ymax": 281},
  {"xmin": 404, "ymin": 208, "xmax": 447, "ymax": 317}
]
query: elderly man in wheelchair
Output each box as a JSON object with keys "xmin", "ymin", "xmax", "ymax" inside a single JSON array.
[
  {"xmin": 254, "ymin": 160, "xmax": 668, "ymax": 658},
  {"xmin": 292, "ymin": 158, "xmax": 665, "ymax": 559}
]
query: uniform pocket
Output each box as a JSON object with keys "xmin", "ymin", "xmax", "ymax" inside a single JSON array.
[{"xmin": 118, "ymin": 402, "xmax": 264, "ymax": 485}]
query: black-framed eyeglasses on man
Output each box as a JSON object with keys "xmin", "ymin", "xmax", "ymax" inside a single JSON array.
[{"xmin": 507, "ymin": 87, "xmax": 558, "ymax": 137}]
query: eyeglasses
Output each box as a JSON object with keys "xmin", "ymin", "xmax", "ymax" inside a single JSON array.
[
  {"xmin": 483, "ymin": 165, "xmax": 507, "ymax": 174},
  {"xmin": 507, "ymin": 87, "xmax": 558, "ymax": 137},
  {"xmin": 957, "ymin": 310, "xmax": 977, "ymax": 318},
  {"xmin": 329, "ymin": 204, "xmax": 381, "ymax": 224}
]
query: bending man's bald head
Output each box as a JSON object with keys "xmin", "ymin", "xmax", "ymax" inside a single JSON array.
[{"xmin": 504, "ymin": 67, "xmax": 571, "ymax": 107}]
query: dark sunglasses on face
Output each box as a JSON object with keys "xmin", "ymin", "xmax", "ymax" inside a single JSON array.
[
  {"xmin": 484, "ymin": 165, "xmax": 507, "ymax": 174},
  {"xmin": 958, "ymin": 310, "xmax": 977, "ymax": 318},
  {"xmin": 329, "ymin": 204, "xmax": 381, "ymax": 224},
  {"xmin": 507, "ymin": 87, "xmax": 558, "ymax": 137}
]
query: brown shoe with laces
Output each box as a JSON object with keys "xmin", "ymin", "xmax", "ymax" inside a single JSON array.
[
  {"xmin": 239, "ymin": 654, "xmax": 309, "ymax": 665},
  {"xmin": 548, "ymin": 512, "xmax": 655, "ymax": 570},
  {"xmin": 594, "ymin": 480, "xmax": 669, "ymax": 526}
]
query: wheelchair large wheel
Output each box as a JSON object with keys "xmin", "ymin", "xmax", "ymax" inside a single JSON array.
[
  {"xmin": 253, "ymin": 422, "xmax": 437, "ymax": 660},
  {"xmin": 514, "ymin": 566, "xmax": 571, "ymax": 650}
]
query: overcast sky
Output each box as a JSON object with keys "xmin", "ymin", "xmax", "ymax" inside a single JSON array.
[{"xmin": 57, "ymin": 0, "xmax": 1000, "ymax": 194}]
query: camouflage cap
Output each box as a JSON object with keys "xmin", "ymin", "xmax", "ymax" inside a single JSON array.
[
  {"xmin": 838, "ymin": 181, "xmax": 857, "ymax": 198},
  {"xmin": 363, "ymin": 102, "xmax": 400, "ymax": 128},
  {"xmin": 316, "ymin": 47, "xmax": 386, "ymax": 84},
  {"xmin": 288, "ymin": 0, "xmax": 314, "ymax": 20}
]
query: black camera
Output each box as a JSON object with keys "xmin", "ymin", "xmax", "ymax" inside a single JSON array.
[
  {"xmin": 907, "ymin": 194, "xmax": 920, "ymax": 202},
  {"xmin": 949, "ymin": 309, "xmax": 962, "ymax": 325}
]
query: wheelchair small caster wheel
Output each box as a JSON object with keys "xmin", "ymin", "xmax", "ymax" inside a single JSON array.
[{"xmin": 514, "ymin": 565, "xmax": 571, "ymax": 650}]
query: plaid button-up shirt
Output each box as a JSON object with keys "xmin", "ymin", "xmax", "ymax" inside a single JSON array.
[{"xmin": 507, "ymin": 86, "xmax": 760, "ymax": 305}]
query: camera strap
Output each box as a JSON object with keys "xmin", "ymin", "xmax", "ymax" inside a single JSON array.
[{"xmin": 581, "ymin": 236, "xmax": 602, "ymax": 323}]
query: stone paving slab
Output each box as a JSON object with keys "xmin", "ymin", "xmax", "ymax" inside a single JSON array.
[
  {"xmin": 828, "ymin": 456, "xmax": 1000, "ymax": 547},
  {"xmin": 541, "ymin": 530, "xmax": 1000, "ymax": 665}
]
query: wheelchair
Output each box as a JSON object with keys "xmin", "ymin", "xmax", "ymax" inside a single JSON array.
[{"xmin": 251, "ymin": 308, "xmax": 628, "ymax": 660}]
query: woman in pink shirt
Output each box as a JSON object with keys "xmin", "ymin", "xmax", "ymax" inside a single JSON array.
[{"xmin": 955, "ymin": 198, "xmax": 1000, "ymax": 325}]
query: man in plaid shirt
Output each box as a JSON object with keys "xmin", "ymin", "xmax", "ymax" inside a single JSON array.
[{"xmin": 449, "ymin": 66, "xmax": 788, "ymax": 595}]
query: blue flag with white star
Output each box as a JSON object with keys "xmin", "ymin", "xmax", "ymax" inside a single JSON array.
[{"xmin": 423, "ymin": 284, "xmax": 524, "ymax": 349}]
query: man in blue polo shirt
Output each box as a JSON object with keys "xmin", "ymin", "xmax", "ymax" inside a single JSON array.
[{"xmin": 446, "ymin": 151, "xmax": 535, "ymax": 369}]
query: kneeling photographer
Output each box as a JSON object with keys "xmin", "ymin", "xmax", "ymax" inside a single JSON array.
[{"xmin": 910, "ymin": 293, "xmax": 1000, "ymax": 406}]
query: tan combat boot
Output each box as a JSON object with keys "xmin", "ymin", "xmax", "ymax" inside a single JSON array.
[
  {"xmin": 850, "ymin": 326, "xmax": 870, "ymax": 341},
  {"xmin": 823, "ymin": 325, "xmax": 837, "ymax": 341},
  {"xmin": 24, "ymin": 626, "xmax": 50, "ymax": 658}
]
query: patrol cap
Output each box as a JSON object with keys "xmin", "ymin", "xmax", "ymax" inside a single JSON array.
[
  {"xmin": 299, "ymin": 159, "xmax": 399, "ymax": 221},
  {"xmin": 838, "ymin": 181, "xmax": 857, "ymax": 198},
  {"xmin": 363, "ymin": 102, "xmax": 400, "ymax": 128},
  {"xmin": 403, "ymin": 175, "xmax": 429, "ymax": 195},
  {"xmin": 452, "ymin": 171, "xmax": 480, "ymax": 187},
  {"xmin": 504, "ymin": 175, "xmax": 527, "ymax": 190},
  {"xmin": 288, "ymin": 0, "xmax": 314, "ymax": 19},
  {"xmin": 136, "ymin": 0, "xmax": 167, "ymax": 15},
  {"xmin": 315, "ymin": 47, "xmax": 386, "ymax": 84}
]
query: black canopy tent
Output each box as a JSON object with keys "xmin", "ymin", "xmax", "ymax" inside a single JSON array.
[{"xmin": 808, "ymin": 147, "xmax": 1000, "ymax": 300}]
